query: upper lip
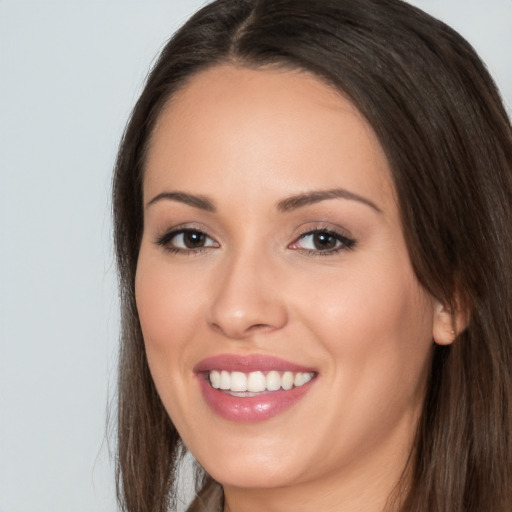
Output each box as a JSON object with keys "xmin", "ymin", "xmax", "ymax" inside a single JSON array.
[{"xmin": 194, "ymin": 354, "xmax": 316, "ymax": 374}]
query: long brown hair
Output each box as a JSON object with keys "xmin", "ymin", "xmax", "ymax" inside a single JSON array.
[{"xmin": 112, "ymin": 1, "xmax": 512, "ymax": 511}]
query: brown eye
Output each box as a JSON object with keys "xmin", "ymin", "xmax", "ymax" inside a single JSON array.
[
  {"xmin": 182, "ymin": 231, "xmax": 207, "ymax": 248},
  {"xmin": 155, "ymin": 229, "xmax": 219, "ymax": 252},
  {"xmin": 290, "ymin": 229, "xmax": 356, "ymax": 254},
  {"xmin": 312, "ymin": 232, "xmax": 337, "ymax": 250}
]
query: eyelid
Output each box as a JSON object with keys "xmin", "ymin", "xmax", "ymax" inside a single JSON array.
[
  {"xmin": 288, "ymin": 224, "xmax": 356, "ymax": 254},
  {"xmin": 152, "ymin": 222, "xmax": 355, "ymax": 255},
  {"xmin": 154, "ymin": 225, "xmax": 220, "ymax": 253}
]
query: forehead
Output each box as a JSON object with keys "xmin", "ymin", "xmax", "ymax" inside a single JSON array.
[{"xmin": 144, "ymin": 65, "xmax": 394, "ymax": 210}]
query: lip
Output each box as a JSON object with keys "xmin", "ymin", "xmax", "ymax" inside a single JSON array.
[
  {"xmin": 194, "ymin": 354, "xmax": 317, "ymax": 423},
  {"xmin": 194, "ymin": 354, "xmax": 315, "ymax": 373}
]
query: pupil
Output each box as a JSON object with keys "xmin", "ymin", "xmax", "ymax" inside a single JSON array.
[
  {"xmin": 184, "ymin": 231, "xmax": 205, "ymax": 248},
  {"xmin": 313, "ymin": 233, "xmax": 336, "ymax": 250}
]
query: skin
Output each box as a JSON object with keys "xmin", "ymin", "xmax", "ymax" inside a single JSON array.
[{"xmin": 135, "ymin": 65, "xmax": 455, "ymax": 512}]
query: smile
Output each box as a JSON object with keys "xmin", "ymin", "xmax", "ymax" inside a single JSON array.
[
  {"xmin": 195, "ymin": 355, "xmax": 318, "ymax": 422},
  {"xmin": 208, "ymin": 370, "xmax": 315, "ymax": 394}
]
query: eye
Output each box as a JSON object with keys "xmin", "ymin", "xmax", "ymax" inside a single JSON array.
[
  {"xmin": 290, "ymin": 229, "xmax": 356, "ymax": 254},
  {"xmin": 155, "ymin": 228, "xmax": 219, "ymax": 253}
]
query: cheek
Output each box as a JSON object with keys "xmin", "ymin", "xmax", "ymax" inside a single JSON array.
[
  {"xmin": 301, "ymin": 262, "xmax": 431, "ymax": 341},
  {"xmin": 291, "ymin": 261, "xmax": 435, "ymax": 461},
  {"xmin": 296, "ymin": 255, "xmax": 435, "ymax": 401},
  {"xmin": 134, "ymin": 250, "xmax": 209, "ymax": 433},
  {"xmin": 136, "ymin": 270, "xmax": 177, "ymax": 353},
  {"xmin": 134, "ymin": 250, "xmax": 203, "ymax": 376}
]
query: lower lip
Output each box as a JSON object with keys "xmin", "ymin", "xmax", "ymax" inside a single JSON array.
[{"xmin": 198, "ymin": 375, "xmax": 315, "ymax": 422}]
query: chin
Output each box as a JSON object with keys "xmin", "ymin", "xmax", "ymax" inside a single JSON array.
[
  {"xmin": 207, "ymin": 464, "xmax": 295, "ymax": 490},
  {"xmin": 197, "ymin": 445, "xmax": 303, "ymax": 490}
]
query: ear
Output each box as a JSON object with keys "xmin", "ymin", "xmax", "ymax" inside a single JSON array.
[{"xmin": 432, "ymin": 298, "xmax": 470, "ymax": 345}]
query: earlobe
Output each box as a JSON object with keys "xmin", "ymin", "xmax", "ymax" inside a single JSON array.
[{"xmin": 432, "ymin": 299, "xmax": 470, "ymax": 345}]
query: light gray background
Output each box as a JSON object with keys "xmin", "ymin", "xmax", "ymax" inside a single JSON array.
[{"xmin": 0, "ymin": 1, "xmax": 510, "ymax": 511}]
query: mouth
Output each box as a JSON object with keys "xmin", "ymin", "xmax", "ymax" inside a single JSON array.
[
  {"xmin": 195, "ymin": 355, "xmax": 318, "ymax": 422},
  {"xmin": 207, "ymin": 369, "xmax": 315, "ymax": 396}
]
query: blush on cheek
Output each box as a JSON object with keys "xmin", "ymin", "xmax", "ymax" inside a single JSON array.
[{"xmin": 136, "ymin": 271, "xmax": 176, "ymax": 356}]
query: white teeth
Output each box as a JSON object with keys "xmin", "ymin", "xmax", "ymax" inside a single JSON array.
[
  {"xmin": 220, "ymin": 370, "xmax": 231, "ymax": 390},
  {"xmin": 208, "ymin": 370, "xmax": 315, "ymax": 393},
  {"xmin": 247, "ymin": 371, "xmax": 266, "ymax": 392},
  {"xmin": 266, "ymin": 371, "xmax": 281, "ymax": 391},
  {"xmin": 210, "ymin": 370, "xmax": 221, "ymax": 389},
  {"xmin": 282, "ymin": 371, "xmax": 294, "ymax": 390},
  {"xmin": 230, "ymin": 371, "xmax": 247, "ymax": 392},
  {"xmin": 294, "ymin": 372, "xmax": 313, "ymax": 387}
]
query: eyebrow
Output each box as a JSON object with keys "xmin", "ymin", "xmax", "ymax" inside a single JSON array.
[
  {"xmin": 146, "ymin": 191, "xmax": 216, "ymax": 212},
  {"xmin": 276, "ymin": 188, "xmax": 382, "ymax": 213},
  {"xmin": 146, "ymin": 188, "xmax": 381, "ymax": 214}
]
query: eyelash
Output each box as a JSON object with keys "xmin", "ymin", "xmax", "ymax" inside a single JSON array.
[
  {"xmin": 155, "ymin": 227, "xmax": 218, "ymax": 255},
  {"xmin": 154, "ymin": 226, "xmax": 356, "ymax": 256},
  {"xmin": 291, "ymin": 227, "xmax": 356, "ymax": 255}
]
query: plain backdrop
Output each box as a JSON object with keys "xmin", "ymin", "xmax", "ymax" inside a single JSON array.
[{"xmin": 0, "ymin": 1, "xmax": 510, "ymax": 511}]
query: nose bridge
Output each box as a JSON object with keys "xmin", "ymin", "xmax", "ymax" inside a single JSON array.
[{"xmin": 207, "ymin": 241, "xmax": 287, "ymax": 338}]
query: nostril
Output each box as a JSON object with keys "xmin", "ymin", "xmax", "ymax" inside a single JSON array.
[
  {"xmin": 210, "ymin": 320, "xmax": 276, "ymax": 338},
  {"xmin": 206, "ymin": 271, "xmax": 289, "ymax": 338},
  {"xmin": 249, "ymin": 324, "xmax": 268, "ymax": 330}
]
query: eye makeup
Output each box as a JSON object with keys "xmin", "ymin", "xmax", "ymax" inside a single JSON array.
[
  {"xmin": 289, "ymin": 227, "xmax": 356, "ymax": 255},
  {"xmin": 154, "ymin": 223, "xmax": 356, "ymax": 257}
]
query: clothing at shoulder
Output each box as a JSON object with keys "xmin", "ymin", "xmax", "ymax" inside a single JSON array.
[{"xmin": 186, "ymin": 480, "xmax": 223, "ymax": 512}]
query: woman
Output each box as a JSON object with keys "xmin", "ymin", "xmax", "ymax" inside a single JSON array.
[{"xmin": 112, "ymin": 1, "xmax": 512, "ymax": 511}]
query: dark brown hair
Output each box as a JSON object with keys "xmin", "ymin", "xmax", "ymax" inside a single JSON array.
[{"xmin": 112, "ymin": 1, "xmax": 512, "ymax": 511}]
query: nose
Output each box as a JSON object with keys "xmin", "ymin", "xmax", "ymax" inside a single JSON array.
[{"xmin": 206, "ymin": 250, "xmax": 289, "ymax": 340}]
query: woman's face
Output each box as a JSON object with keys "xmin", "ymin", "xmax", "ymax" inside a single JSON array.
[{"xmin": 136, "ymin": 66, "xmax": 439, "ymax": 501}]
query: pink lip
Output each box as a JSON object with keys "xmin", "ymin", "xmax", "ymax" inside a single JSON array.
[
  {"xmin": 194, "ymin": 354, "xmax": 315, "ymax": 373},
  {"xmin": 194, "ymin": 354, "xmax": 317, "ymax": 423}
]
